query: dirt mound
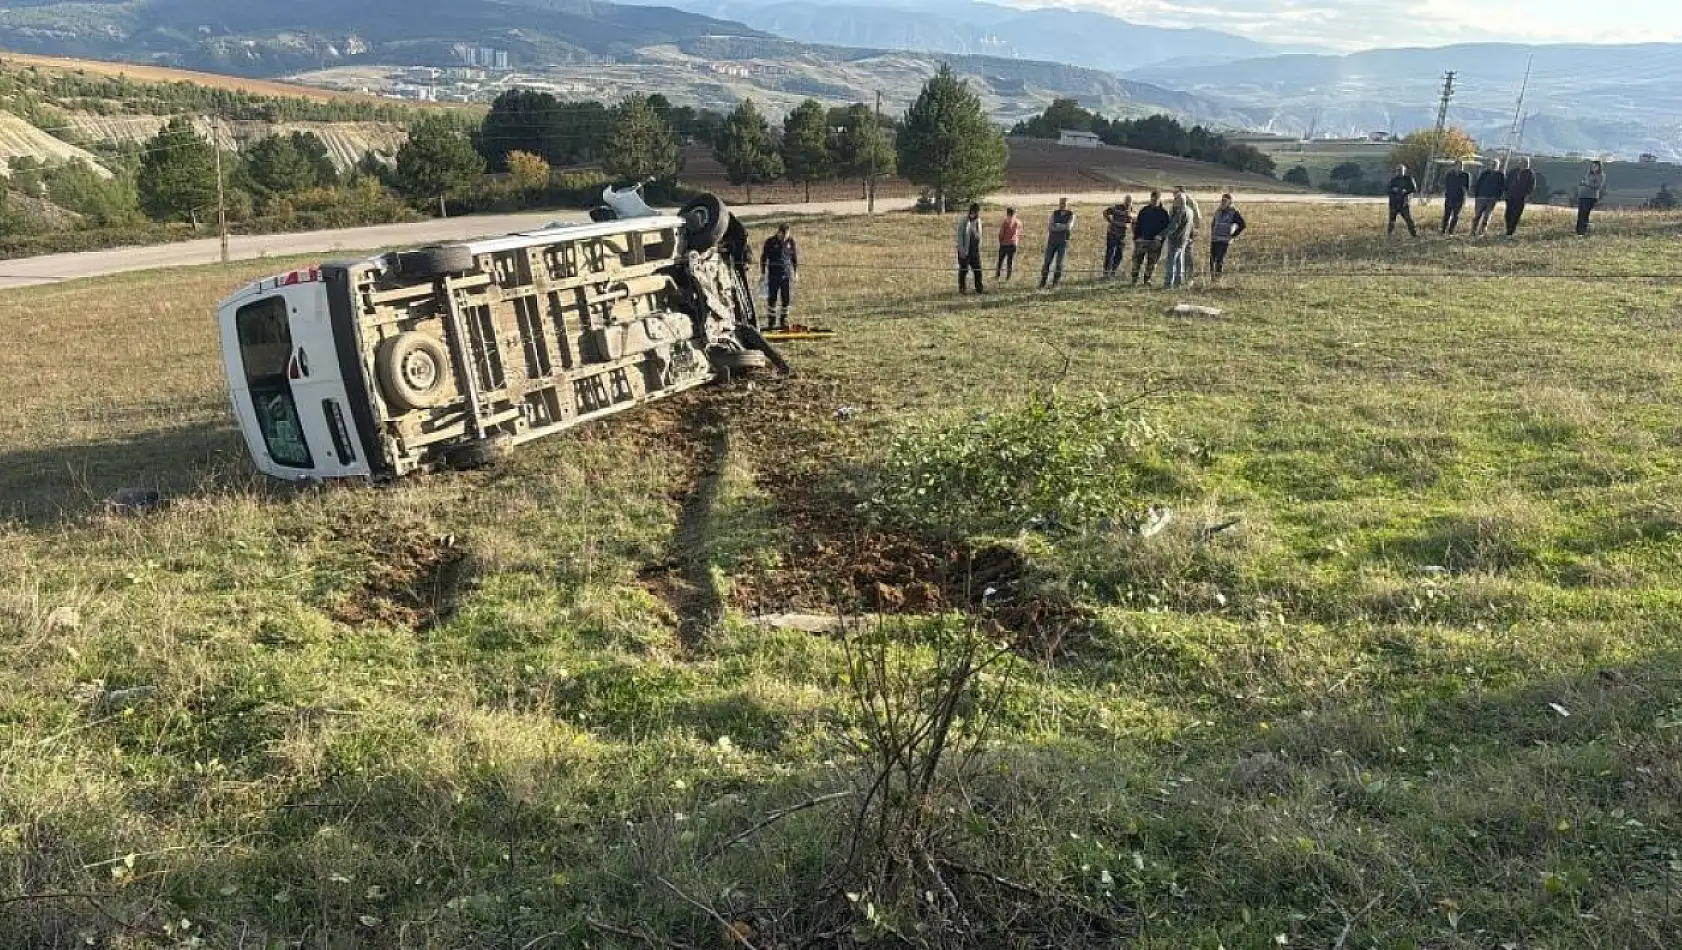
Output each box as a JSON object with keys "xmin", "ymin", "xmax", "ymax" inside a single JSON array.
[
  {"xmin": 332, "ymin": 526, "xmax": 471, "ymax": 632},
  {"xmin": 719, "ymin": 377, "xmax": 1093, "ymax": 654}
]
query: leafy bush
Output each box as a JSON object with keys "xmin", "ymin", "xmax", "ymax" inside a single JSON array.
[
  {"xmin": 258, "ymin": 179, "xmax": 420, "ymax": 229},
  {"xmin": 868, "ymin": 394, "xmax": 1196, "ymax": 534}
]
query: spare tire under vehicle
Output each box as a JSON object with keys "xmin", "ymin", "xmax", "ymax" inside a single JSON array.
[
  {"xmin": 400, "ymin": 244, "xmax": 477, "ymax": 279},
  {"xmin": 679, "ymin": 193, "xmax": 730, "ymax": 252},
  {"xmin": 376, "ymin": 332, "xmax": 454, "ymax": 411}
]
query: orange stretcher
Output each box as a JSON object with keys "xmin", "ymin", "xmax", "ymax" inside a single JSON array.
[{"xmin": 762, "ymin": 324, "xmax": 836, "ymax": 341}]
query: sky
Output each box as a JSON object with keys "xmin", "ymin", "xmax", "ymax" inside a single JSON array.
[{"xmin": 1014, "ymin": 0, "xmax": 1682, "ymax": 50}]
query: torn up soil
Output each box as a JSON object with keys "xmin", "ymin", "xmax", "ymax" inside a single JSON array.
[
  {"xmin": 634, "ymin": 395, "xmax": 731, "ymax": 651},
  {"xmin": 712, "ymin": 376, "xmax": 1095, "ymax": 655},
  {"xmin": 331, "ymin": 524, "xmax": 472, "ymax": 633}
]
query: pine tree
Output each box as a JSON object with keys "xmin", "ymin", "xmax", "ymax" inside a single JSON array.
[
  {"xmin": 781, "ymin": 98, "xmax": 834, "ymax": 203},
  {"xmin": 479, "ymin": 89, "xmax": 563, "ymax": 171},
  {"xmin": 896, "ymin": 64, "xmax": 1006, "ymax": 211},
  {"xmin": 602, "ymin": 96, "xmax": 682, "ymax": 184},
  {"xmin": 392, "ymin": 114, "xmax": 486, "ymax": 213},
  {"xmin": 289, "ymin": 131, "xmax": 339, "ymax": 187},
  {"xmin": 714, "ymin": 99, "xmax": 783, "ymax": 203},
  {"xmin": 245, "ymin": 134, "xmax": 319, "ymax": 200},
  {"xmin": 137, "ymin": 116, "xmax": 219, "ymax": 223},
  {"xmin": 830, "ymin": 103, "xmax": 897, "ymax": 200}
]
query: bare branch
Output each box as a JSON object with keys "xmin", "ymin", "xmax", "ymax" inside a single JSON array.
[
  {"xmin": 707, "ymin": 791, "xmax": 852, "ymax": 860},
  {"xmin": 585, "ymin": 916, "xmax": 700, "ymax": 950},
  {"xmin": 656, "ymin": 876, "xmax": 762, "ymax": 950},
  {"xmin": 1332, "ymin": 893, "xmax": 1384, "ymax": 950}
]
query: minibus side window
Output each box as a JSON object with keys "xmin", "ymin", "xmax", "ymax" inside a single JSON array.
[{"xmin": 236, "ymin": 297, "xmax": 313, "ymax": 468}]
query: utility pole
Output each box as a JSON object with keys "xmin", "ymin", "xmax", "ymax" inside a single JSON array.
[
  {"xmin": 213, "ymin": 136, "xmax": 229, "ymax": 264},
  {"xmin": 1423, "ymin": 70, "xmax": 1455, "ymax": 196},
  {"xmin": 868, "ymin": 90, "xmax": 881, "ymax": 215},
  {"xmin": 1501, "ymin": 55, "xmax": 1534, "ymax": 170}
]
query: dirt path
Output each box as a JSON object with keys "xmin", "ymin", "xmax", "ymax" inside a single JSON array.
[{"xmin": 0, "ymin": 192, "xmax": 1383, "ymax": 291}]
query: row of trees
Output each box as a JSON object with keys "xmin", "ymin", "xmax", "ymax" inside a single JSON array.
[
  {"xmin": 467, "ymin": 66, "xmax": 1002, "ymax": 209},
  {"xmin": 1011, "ymin": 99, "xmax": 1276, "ymax": 177},
  {"xmin": 10, "ymin": 64, "xmax": 1014, "ymax": 237},
  {"xmin": 708, "ymin": 66, "xmax": 1005, "ymax": 209}
]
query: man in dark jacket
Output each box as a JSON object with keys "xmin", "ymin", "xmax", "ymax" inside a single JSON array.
[
  {"xmin": 760, "ymin": 223, "xmax": 798, "ymax": 330},
  {"xmin": 1386, "ymin": 165, "xmax": 1418, "ymax": 238},
  {"xmin": 1576, "ymin": 160, "xmax": 1607, "ymax": 236},
  {"xmin": 956, "ymin": 203, "xmax": 984, "ymax": 294},
  {"xmin": 1129, "ymin": 190, "xmax": 1171, "ymax": 286},
  {"xmin": 1504, "ymin": 157, "xmax": 1537, "ymax": 236},
  {"xmin": 1440, "ymin": 160, "xmax": 1472, "ymax": 234},
  {"xmin": 1102, "ymin": 197, "xmax": 1133, "ymax": 279},
  {"xmin": 1471, "ymin": 160, "xmax": 1506, "ymax": 237},
  {"xmin": 1207, "ymin": 193, "xmax": 1247, "ymax": 281}
]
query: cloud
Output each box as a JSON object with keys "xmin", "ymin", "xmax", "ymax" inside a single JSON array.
[{"xmin": 1006, "ymin": 0, "xmax": 1682, "ymax": 50}]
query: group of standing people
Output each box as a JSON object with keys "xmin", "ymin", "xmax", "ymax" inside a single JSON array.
[
  {"xmin": 1386, "ymin": 157, "xmax": 1607, "ymax": 240},
  {"xmin": 956, "ymin": 188, "xmax": 1248, "ymax": 294}
]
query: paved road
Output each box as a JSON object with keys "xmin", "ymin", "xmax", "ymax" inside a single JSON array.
[{"xmin": 0, "ymin": 191, "xmax": 1381, "ymax": 290}]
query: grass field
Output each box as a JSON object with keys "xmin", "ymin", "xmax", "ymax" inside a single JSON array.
[{"xmin": 4, "ymin": 203, "xmax": 1682, "ymax": 948}]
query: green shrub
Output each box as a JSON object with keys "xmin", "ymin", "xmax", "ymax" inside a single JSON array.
[
  {"xmin": 867, "ymin": 394, "xmax": 1196, "ymax": 535},
  {"xmin": 258, "ymin": 179, "xmax": 420, "ymax": 229}
]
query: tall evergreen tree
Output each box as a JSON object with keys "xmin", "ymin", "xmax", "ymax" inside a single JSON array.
[
  {"xmin": 479, "ymin": 89, "xmax": 563, "ymax": 171},
  {"xmin": 289, "ymin": 131, "xmax": 339, "ymax": 187},
  {"xmin": 392, "ymin": 114, "xmax": 485, "ymax": 213},
  {"xmin": 781, "ymin": 98, "xmax": 834, "ymax": 203},
  {"xmin": 602, "ymin": 96, "xmax": 682, "ymax": 183},
  {"xmin": 137, "ymin": 116, "xmax": 219, "ymax": 223},
  {"xmin": 896, "ymin": 65, "xmax": 1006, "ymax": 211},
  {"xmin": 244, "ymin": 133, "xmax": 318, "ymax": 200},
  {"xmin": 714, "ymin": 99, "xmax": 782, "ymax": 203},
  {"xmin": 830, "ymin": 103, "xmax": 897, "ymax": 200}
]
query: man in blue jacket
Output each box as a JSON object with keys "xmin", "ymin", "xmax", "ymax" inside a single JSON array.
[{"xmin": 1129, "ymin": 190, "xmax": 1171, "ymax": 286}]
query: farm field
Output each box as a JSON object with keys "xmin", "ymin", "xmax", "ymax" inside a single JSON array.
[
  {"xmin": 0, "ymin": 52, "xmax": 417, "ymax": 106},
  {"xmin": 3, "ymin": 204, "xmax": 1682, "ymax": 948},
  {"xmin": 681, "ymin": 137, "xmax": 1302, "ymax": 206}
]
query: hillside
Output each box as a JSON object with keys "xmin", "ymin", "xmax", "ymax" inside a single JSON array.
[
  {"xmin": 0, "ymin": 0, "xmax": 1241, "ymax": 129},
  {"xmin": 0, "ymin": 52, "xmax": 408, "ymax": 104},
  {"xmin": 0, "ymin": 110, "xmax": 110, "ymax": 175},
  {"xmin": 636, "ymin": 0, "xmax": 1293, "ymax": 71},
  {"xmin": 1131, "ymin": 43, "xmax": 1682, "ymax": 161},
  {"xmin": 0, "ymin": 0, "xmax": 765, "ymax": 75}
]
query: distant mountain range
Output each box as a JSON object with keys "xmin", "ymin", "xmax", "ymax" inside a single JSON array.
[
  {"xmin": 0, "ymin": 0, "xmax": 1244, "ymax": 126},
  {"xmin": 4, "ymin": 1, "xmax": 1676, "ymax": 159},
  {"xmin": 0, "ymin": 0, "xmax": 770, "ymax": 74},
  {"xmin": 631, "ymin": 0, "xmax": 1301, "ymax": 71},
  {"xmin": 1131, "ymin": 43, "xmax": 1682, "ymax": 161}
]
